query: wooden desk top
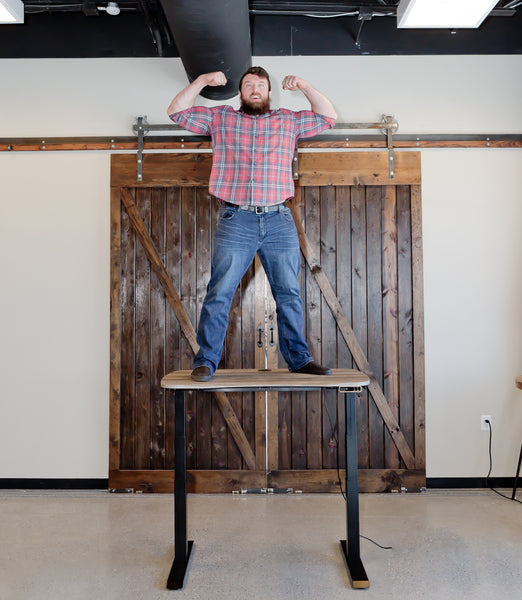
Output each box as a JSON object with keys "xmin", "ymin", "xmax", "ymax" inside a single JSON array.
[{"xmin": 161, "ymin": 368, "xmax": 370, "ymax": 392}]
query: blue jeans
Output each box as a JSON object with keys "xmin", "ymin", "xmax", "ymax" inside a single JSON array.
[{"xmin": 193, "ymin": 204, "xmax": 313, "ymax": 374}]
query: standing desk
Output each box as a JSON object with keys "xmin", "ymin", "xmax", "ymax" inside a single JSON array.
[{"xmin": 161, "ymin": 368, "xmax": 371, "ymax": 590}]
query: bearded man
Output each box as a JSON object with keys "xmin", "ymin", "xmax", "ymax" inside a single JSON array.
[{"xmin": 167, "ymin": 67, "xmax": 337, "ymax": 381}]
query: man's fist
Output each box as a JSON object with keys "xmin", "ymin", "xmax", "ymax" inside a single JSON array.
[
  {"xmin": 282, "ymin": 75, "xmax": 306, "ymax": 91},
  {"xmin": 204, "ymin": 71, "xmax": 227, "ymax": 87}
]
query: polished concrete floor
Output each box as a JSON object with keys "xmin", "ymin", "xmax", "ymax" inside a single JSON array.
[{"xmin": 0, "ymin": 489, "xmax": 520, "ymax": 600}]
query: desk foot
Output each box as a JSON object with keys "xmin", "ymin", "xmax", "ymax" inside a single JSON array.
[
  {"xmin": 167, "ymin": 541, "xmax": 194, "ymax": 590},
  {"xmin": 339, "ymin": 540, "xmax": 369, "ymax": 589}
]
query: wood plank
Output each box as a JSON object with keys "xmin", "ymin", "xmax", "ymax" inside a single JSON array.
[
  {"xmin": 397, "ymin": 186, "xmax": 415, "ymax": 469},
  {"xmin": 366, "ymin": 186, "xmax": 385, "ymax": 469},
  {"xmin": 181, "ymin": 188, "xmax": 197, "ymax": 469},
  {"xmin": 134, "ymin": 188, "xmax": 152, "ymax": 470},
  {"xmin": 109, "ymin": 469, "xmax": 266, "ymax": 493},
  {"xmin": 298, "ymin": 152, "xmax": 421, "ymax": 186},
  {"xmin": 109, "ymin": 187, "xmax": 122, "ymax": 471},
  {"xmin": 278, "ymin": 390, "xmax": 292, "ymax": 470},
  {"xmin": 411, "ymin": 185, "xmax": 426, "ymax": 469},
  {"xmin": 111, "ymin": 153, "xmax": 213, "ymax": 188},
  {"xmin": 288, "ymin": 202, "xmax": 416, "ymax": 469},
  {"xmin": 268, "ymin": 469, "xmax": 426, "ymax": 493},
  {"xmin": 149, "ymin": 188, "xmax": 167, "ymax": 469},
  {"xmin": 320, "ymin": 186, "xmax": 338, "ymax": 470},
  {"xmin": 305, "ymin": 186, "xmax": 322, "ymax": 470},
  {"xmin": 119, "ymin": 188, "xmax": 256, "ymax": 470},
  {"xmin": 351, "ymin": 186, "xmax": 369, "ymax": 469},
  {"xmin": 165, "ymin": 188, "xmax": 181, "ymax": 468},
  {"xmin": 290, "ymin": 193, "xmax": 306, "ymax": 470},
  {"xmin": 334, "ymin": 187, "xmax": 352, "ymax": 370},
  {"xmin": 382, "ymin": 186, "xmax": 400, "ymax": 469},
  {"xmin": 288, "ymin": 188, "xmax": 308, "ymax": 469},
  {"xmin": 334, "ymin": 187, "xmax": 352, "ymax": 468},
  {"xmin": 119, "ymin": 193, "xmax": 136, "ymax": 469}
]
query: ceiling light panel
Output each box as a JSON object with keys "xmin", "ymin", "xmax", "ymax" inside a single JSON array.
[
  {"xmin": 397, "ymin": 0, "xmax": 499, "ymax": 29},
  {"xmin": 0, "ymin": 0, "xmax": 24, "ymax": 24}
]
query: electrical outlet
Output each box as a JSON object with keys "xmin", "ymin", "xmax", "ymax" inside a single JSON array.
[{"xmin": 481, "ymin": 415, "xmax": 492, "ymax": 432}]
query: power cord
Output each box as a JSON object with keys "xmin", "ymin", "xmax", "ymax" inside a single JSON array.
[
  {"xmin": 323, "ymin": 396, "xmax": 393, "ymax": 550},
  {"xmin": 485, "ymin": 420, "xmax": 522, "ymax": 505}
]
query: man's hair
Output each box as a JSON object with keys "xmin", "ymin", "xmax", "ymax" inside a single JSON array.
[{"xmin": 239, "ymin": 66, "xmax": 271, "ymax": 92}]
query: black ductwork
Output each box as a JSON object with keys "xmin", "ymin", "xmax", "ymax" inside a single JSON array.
[{"xmin": 159, "ymin": 0, "xmax": 252, "ymax": 100}]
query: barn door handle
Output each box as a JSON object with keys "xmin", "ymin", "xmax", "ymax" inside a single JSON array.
[
  {"xmin": 269, "ymin": 326, "xmax": 275, "ymax": 346},
  {"xmin": 257, "ymin": 327, "xmax": 263, "ymax": 348}
]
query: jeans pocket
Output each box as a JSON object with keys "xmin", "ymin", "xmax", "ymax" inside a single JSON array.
[{"xmin": 220, "ymin": 207, "xmax": 237, "ymax": 221}]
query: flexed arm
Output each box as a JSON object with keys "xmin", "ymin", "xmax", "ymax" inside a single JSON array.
[
  {"xmin": 282, "ymin": 75, "xmax": 337, "ymax": 120},
  {"xmin": 167, "ymin": 71, "xmax": 227, "ymax": 116}
]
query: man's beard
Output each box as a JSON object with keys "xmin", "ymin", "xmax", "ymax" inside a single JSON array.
[{"xmin": 241, "ymin": 96, "xmax": 271, "ymax": 116}]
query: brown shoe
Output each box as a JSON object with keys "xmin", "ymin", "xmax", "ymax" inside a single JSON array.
[
  {"xmin": 294, "ymin": 361, "xmax": 332, "ymax": 376},
  {"xmin": 191, "ymin": 366, "xmax": 213, "ymax": 382}
]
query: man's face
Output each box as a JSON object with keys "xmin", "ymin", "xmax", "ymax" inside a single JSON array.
[{"xmin": 240, "ymin": 74, "xmax": 271, "ymax": 115}]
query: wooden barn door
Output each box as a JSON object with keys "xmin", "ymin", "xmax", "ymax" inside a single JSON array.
[{"xmin": 109, "ymin": 151, "xmax": 425, "ymax": 493}]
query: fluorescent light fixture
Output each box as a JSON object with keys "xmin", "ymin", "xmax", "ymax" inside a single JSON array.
[
  {"xmin": 0, "ymin": 0, "xmax": 24, "ymax": 24},
  {"xmin": 397, "ymin": 0, "xmax": 498, "ymax": 29}
]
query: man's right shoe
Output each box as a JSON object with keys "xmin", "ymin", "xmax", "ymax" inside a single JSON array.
[
  {"xmin": 191, "ymin": 366, "xmax": 213, "ymax": 382},
  {"xmin": 294, "ymin": 361, "xmax": 332, "ymax": 376}
]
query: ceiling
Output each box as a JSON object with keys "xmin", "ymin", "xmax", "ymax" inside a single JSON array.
[{"xmin": 1, "ymin": 0, "xmax": 521, "ymax": 58}]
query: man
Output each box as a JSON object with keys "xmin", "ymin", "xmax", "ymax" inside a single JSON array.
[{"xmin": 167, "ymin": 66, "xmax": 337, "ymax": 381}]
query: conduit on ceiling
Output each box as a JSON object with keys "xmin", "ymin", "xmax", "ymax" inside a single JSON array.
[{"xmin": 159, "ymin": 0, "xmax": 252, "ymax": 100}]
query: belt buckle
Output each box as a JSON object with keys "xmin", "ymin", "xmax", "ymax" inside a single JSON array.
[{"xmin": 255, "ymin": 206, "xmax": 264, "ymax": 214}]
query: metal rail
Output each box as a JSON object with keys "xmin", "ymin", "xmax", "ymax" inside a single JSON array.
[{"xmin": 133, "ymin": 114, "xmax": 399, "ymax": 181}]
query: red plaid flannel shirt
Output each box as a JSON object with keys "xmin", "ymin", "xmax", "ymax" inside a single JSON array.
[{"xmin": 170, "ymin": 105, "xmax": 335, "ymax": 205}]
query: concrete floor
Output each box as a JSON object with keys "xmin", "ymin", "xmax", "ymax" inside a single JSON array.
[{"xmin": 0, "ymin": 489, "xmax": 520, "ymax": 600}]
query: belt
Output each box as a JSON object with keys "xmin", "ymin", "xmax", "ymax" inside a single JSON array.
[{"xmin": 224, "ymin": 201, "xmax": 288, "ymax": 214}]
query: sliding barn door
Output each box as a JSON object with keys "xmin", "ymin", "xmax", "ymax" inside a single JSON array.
[{"xmin": 109, "ymin": 152, "xmax": 425, "ymax": 493}]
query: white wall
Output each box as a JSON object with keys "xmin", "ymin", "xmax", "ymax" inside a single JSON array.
[{"xmin": 0, "ymin": 56, "xmax": 521, "ymax": 479}]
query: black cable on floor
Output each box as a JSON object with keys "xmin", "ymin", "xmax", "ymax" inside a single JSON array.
[
  {"xmin": 486, "ymin": 420, "xmax": 522, "ymax": 505},
  {"xmin": 323, "ymin": 395, "xmax": 393, "ymax": 550}
]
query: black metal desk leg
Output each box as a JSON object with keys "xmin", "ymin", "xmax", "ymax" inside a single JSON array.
[
  {"xmin": 167, "ymin": 390, "xmax": 194, "ymax": 590},
  {"xmin": 339, "ymin": 390, "xmax": 369, "ymax": 589}
]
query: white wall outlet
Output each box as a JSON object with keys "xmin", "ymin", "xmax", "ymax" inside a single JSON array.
[{"xmin": 481, "ymin": 415, "xmax": 492, "ymax": 431}]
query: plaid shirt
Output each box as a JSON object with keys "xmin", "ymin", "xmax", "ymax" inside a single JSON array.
[{"xmin": 170, "ymin": 105, "xmax": 335, "ymax": 205}]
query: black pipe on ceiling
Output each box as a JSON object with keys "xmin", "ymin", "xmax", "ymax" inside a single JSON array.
[{"xmin": 159, "ymin": 0, "xmax": 252, "ymax": 100}]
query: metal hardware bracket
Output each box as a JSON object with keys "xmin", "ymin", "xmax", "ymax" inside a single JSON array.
[
  {"xmin": 133, "ymin": 114, "xmax": 399, "ymax": 182},
  {"xmin": 135, "ymin": 115, "xmax": 149, "ymax": 181},
  {"xmin": 380, "ymin": 115, "xmax": 398, "ymax": 179}
]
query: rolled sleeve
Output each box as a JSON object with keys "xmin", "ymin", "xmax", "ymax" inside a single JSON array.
[
  {"xmin": 169, "ymin": 106, "xmax": 214, "ymax": 135},
  {"xmin": 295, "ymin": 110, "xmax": 336, "ymax": 139}
]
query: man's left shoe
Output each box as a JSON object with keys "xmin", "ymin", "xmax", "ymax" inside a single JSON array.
[
  {"xmin": 191, "ymin": 366, "xmax": 213, "ymax": 382},
  {"xmin": 294, "ymin": 361, "xmax": 332, "ymax": 376}
]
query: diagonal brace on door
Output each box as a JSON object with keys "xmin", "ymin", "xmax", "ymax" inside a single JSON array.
[{"xmin": 119, "ymin": 188, "xmax": 256, "ymax": 470}]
